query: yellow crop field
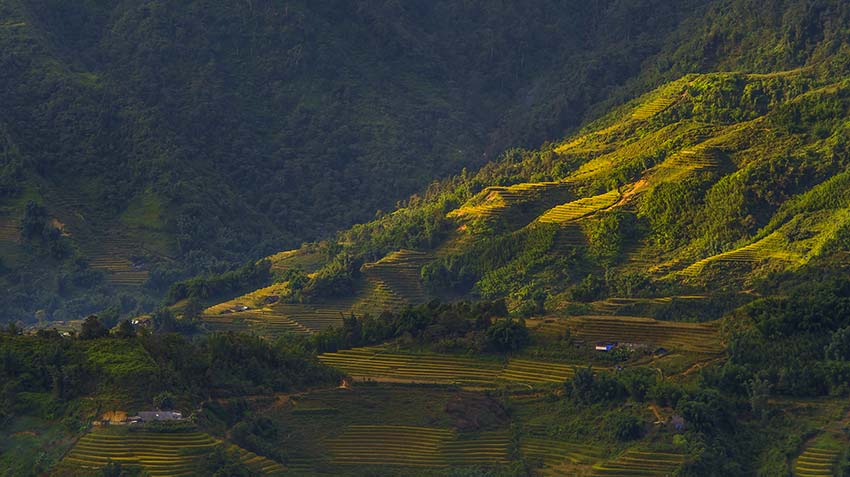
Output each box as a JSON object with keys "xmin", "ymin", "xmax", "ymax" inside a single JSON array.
[
  {"xmin": 591, "ymin": 449, "xmax": 685, "ymax": 476},
  {"xmin": 56, "ymin": 429, "xmax": 286, "ymax": 476},
  {"xmin": 327, "ymin": 425, "xmax": 509, "ymax": 468},
  {"xmin": 318, "ymin": 347, "xmax": 582, "ymax": 386},
  {"xmin": 537, "ymin": 190, "xmax": 620, "ymax": 224},
  {"xmin": 559, "ymin": 315, "xmax": 723, "ymax": 354}
]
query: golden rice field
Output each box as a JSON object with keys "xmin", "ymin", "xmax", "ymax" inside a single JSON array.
[
  {"xmin": 447, "ymin": 181, "xmax": 569, "ymax": 223},
  {"xmin": 318, "ymin": 347, "xmax": 579, "ymax": 386},
  {"xmin": 794, "ymin": 445, "xmax": 841, "ymax": 477},
  {"xmin": 590, "ymin": 449, "xmax": 685, "ymax": 476},
  {"xmin": 679, "ymin": 231, "xmax": 801, "ymax": 277},
  {"xmin": 521, "ymin": 437, "xmax": 605, "ymax": 472},
  {"xmin": 360, "ymin": 249, "xmax": 431, "ymax": 303},
  {"xmin": 534, "ymin": 315, "xmax": 723, "ymax": 354},
  {"xmin": 588, "ymin": 296, "xmax": 707, "ymax": 315},
  {"xmin": 631, "ymin": 81, "xmax": 688, "ymax": 120},
  {"xmin": 327, "ymin": 425, "xmax": 509, "ymax": 468},
  {"xmin": 537, "ymin": 190, "xmax": 620, "ymax": 224},
  {"xmin": 56, "ymin": 428, "xmax": 286, "ymax": 476}
]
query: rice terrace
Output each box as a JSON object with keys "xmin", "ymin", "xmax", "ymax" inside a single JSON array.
[{"xmin": 6, "ymin": 1, "xmax": 850, "ymax": 476}]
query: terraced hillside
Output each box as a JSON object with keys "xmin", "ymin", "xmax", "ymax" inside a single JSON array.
[
  {"xmin": 318, "ymin": 348, "xmax": 503, "ymax": 385},
  {"xmin": 557, "ymin": 316, "xmax": 723, "ymax": 354},
  {"xmin": 521, "ymin": 437, "xmax": 605, "ymax": 474},
  {"xmin": 537, "ymin": 190, "xmax": 620, "ymax": 224},
  {"xmin": 40, "ymin": 186, "xmax": 161, "ymax": 287},
  {"xmin": 590, "ymin": 449, "xmax": 685, "ymax": 477},
  {"xmin": 318, "ymin": 347, "xmax": 579, "ymax": 386},
  {"xmin": 448, "ymin": 181, "xmax": 572, "ymax": 226},
  {"xmin": 360, "ymin": 249, "xmax": 431, "ymax": 304},
  {"xmin": 327, "ymin": 425, "xmax": 509, "ymax": 468},
  {"xmin": 794, "ymin": 439, "xmax": 842, "ymax": 477},
  {"xmin": 679, "ymin": 231, "xmax": 801, "ymax": 278},
  {"xmin": 55, "ymin": 428, "xmax": 286, "ymax": 477}
]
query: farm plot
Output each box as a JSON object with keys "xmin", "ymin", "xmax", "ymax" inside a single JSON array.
[
  {"xmin": 537, "ymin": 190, "xmax": 620, "ymax": 224},
  {"xmin": 58, "ymin": 428, "xmax": 287, "ymax": 476},
  {"xmin": 499, "ymin": 359, "xmax": 576, "ymax": 385},
  {"xmin": 448, "ymin": 182, "xmax": 571, "ymax": 224},
  {"xmin": 319, "ymin": 347, "xmax": 581, "ymax": 386},
  {"xmin": 794, "ymin": 445, "xmax": 841, "ymax": 477},
  {"xmin": 327, "ymin": 425, "xmax": 509, "ymax": 468},
  {"xmin": 590, "ymin": 449, "xmax": 685, "ymax": 476},
  {"xmin": 360, "ymin": 249, "xmax": 431, "ymax": 304},
  {"xmin": 521, "ymin": 437, "xmax": 604, "ymax": 472},
  {"xmin": 631, "ymin": 81, "xmax": 688, "ymax": 120},
  {"xmin": 566, "ymin": 315, "xmax": 724, "ymax": 354},
  {"xmin": 679, "ymin": 231, "xmax": 800, "ymax": 277},
  {"xmin": 318, "ymin": 348, "xmax": 502, "ymax": 385},
  {"xmin": 58, "ymin": 429, "xmax": 219, "ymax": 476}
]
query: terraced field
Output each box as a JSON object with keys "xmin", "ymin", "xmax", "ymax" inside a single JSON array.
[
  {"xmin": 57, "ymin": 428, "xmax": 288, "ymax": 476},
  {"xmin": 501, "ymin": 359, "xmax": 576, "ymax": 384},
  {"xmin": 266, "ymin": 248, "xmax": 326, "ymax": 274},
  {"xmin": 537, "ymin": 190, "xmax": 620, "ymax": 224},
  {"xmin": 631, "ymin": 83, "xmax": 687, "ymax": 120},
  {"xmin": 58, "ymin": 429, "xmax": 219, "ymax": 476},
  {"xmin": 590, "ymin": 449, "xmax": 685, "ymax": 476},
  {"xmin": 679, "ymin": 231, "xmax": 800, "ymax": 277},
  {"xmin": 448, "ymin": 181, "xmax": 571, "ymax": 224},
  {"xmin": 669, "ymin": 147, "xmax": 722, "ymax": 170},
  {"xmin": 0, "ymin": 217, "xmax": 19, "ymax": 242},
  {"xmin": 318, "ymin": 347, "xmax": 580, "ymax": 386},
  {"xmin": 521, "ymin": 437, "xmax": 605, "ymax": 473},
  {"xmin": 360, "ymin": 249, "xmax": 431, "ymax": 304},
  {"xmin": 226, "ymin": 444, "xmax": 288, "ymax": 476},
  {"xmin": 563, "ymin": 315, "xmax": 723, "ymax": 354},
  {"xmin": 327, "ymin": 425, "xmax": 509, "ymax": 468},
  {"xmin": 589, "ymin": 296, "xmax": 707, "ymax": 315},
  {"xmin": 794, "ymin": 445, "xmax": 841, "ymax": 477},
  {"xmin": 318, "ymin": 348, "xmax": 502, "ymax": 385},
  {"xmin": 40, "ymin": 187, "xmax": 157, "ymax": 286}
]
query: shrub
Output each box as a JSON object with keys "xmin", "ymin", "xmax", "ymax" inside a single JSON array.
[{"xmin": 610, "ymin": 413, "xmax": 644, "ymax": 441}]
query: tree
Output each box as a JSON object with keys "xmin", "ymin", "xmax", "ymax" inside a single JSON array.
[
  {"xmin": 826, "ymin": 326, "xmax": 850, "ymax": 361},
  {"xmin": 21, "ymin": 200, "xmax": 47, "ymax": 239},
  {"xmin": 610, "ymin": 412, "xmax": 644, "ymax": 441},
  {"xmin": 182, "ymin": 298, "xmax": 204, "ymax": 321},
  {"xmin": 569, "ymin": 365, "xmax": 595, "ymax": 403},
  {"xmin": 99, "ymin": 461, "xmax": 119, "ymax": 477},
  {"xmin": 486, "ymin": 318, "xmax": 530, "ymax": 352},
  {"xmin": 746, "ymin": 377, "xmax": 771, "ymax": 421},
  {"xmin": 153, "ymin": 392, "xmax": 175, "ymax": 411},
  {"xmin": 113, "ymin": 320, "xmax": 136, "ymax": 339},
  {"xmin": 79, "ymin": 315, "xmax": 108, "ymax": 340}
]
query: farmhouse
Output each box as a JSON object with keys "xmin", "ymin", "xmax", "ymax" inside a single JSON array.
[
  {"xmin": 594, "ymin": 342, "xmax": 617, "ymax": 352},
  {"xmin": 131, "ymin": 411, "xmax": 184, "ymax": 422}
]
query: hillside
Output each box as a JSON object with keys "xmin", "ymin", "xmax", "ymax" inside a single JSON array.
[
  {"xmin": 178, "ymin": 42, "xmax": 850, "ymax": 476},
  {"xmin": 4, "ymin": 0, "xmax": 850, "ymax": 324},
  {"xmin": 7, "ymin": 1, "xmax": 850, "ymax": 476}
]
